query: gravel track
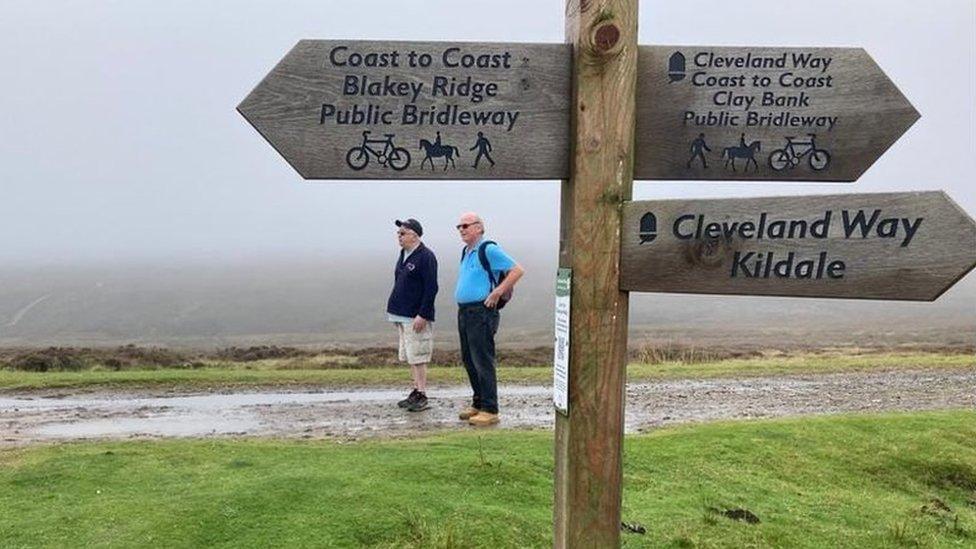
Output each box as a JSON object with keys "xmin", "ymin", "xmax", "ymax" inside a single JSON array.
[{"xmin": 1, "ymin": 369, "xmax": 973, "ymax": 445}]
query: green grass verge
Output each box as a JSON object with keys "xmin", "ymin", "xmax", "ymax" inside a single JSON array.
[
  {"xmin": 1, "ymin": 411, "xmax": 974, "ymax": 548},
  {"xmin": 0, "ymin": 352, "xmax": 972, "ymax": 392}
]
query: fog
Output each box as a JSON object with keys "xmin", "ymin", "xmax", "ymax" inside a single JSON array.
[
  {"xmin": 1, "ymin": 256, "xmax": 971, "ymax": 349},
  {"xmin": 0, "ymin": 0, "xmax": 973, "ymax": 348}
]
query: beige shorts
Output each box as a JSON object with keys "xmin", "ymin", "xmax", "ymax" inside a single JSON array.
[{"xmin": 397, "ymin": 321, "xmax": 433, "ymax": 365}]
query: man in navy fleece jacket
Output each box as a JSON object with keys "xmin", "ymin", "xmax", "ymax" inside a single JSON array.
[{"xmin": 386, "ymin": 218, "xmax": 439, "ymax": 412}]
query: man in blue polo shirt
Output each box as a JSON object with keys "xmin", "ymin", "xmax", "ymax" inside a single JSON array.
[{"xmin": 454, "ymin": 211, "xmax": 525, "ymax": 426}]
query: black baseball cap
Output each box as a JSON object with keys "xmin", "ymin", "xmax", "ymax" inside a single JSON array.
[{"xmin": 395, "ymin": 218, "xmax": 423, "ymax": 236}]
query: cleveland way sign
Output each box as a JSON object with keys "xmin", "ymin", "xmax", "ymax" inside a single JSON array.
[
  {"xmin": 238, "ymin": 40, "xmax": 570, "ymax": 179},
  {"xmin": 620, "ymin": 191, "xmax": 976, "ymax": 301},
  {"xmin": 634, "ymin": 47, "xmax": 919, "ymax": 181}
]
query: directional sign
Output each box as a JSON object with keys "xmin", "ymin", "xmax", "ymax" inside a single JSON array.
[
  {"xmin": 238, "ymin": 40, "xmax": 571, "ymax": 180},
  {"xmin": 634, "ymin": 47, "xmax": 920, "ymax": 181},
  {"xmin": 620, "ymin": 192, "xmax": 976, "ymax": 301}
]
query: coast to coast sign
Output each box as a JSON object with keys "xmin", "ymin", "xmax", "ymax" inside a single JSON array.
[
  {"xmin": 634, "ymin": 47, "xmax": 920, "ymax": 181},
  {"xmin": 238, "ymin": 40, "xmax": 570, "ymax": 179},
  {"xmin": 620, "ymin": 192, "xmax": 976, "ymax": 301}
]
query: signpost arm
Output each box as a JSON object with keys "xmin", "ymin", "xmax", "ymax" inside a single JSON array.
[{"xmin": 555, "ymin": 0, "xmax": 637, "ymax": 546}]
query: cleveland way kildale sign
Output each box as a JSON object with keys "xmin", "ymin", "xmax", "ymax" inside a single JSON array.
[
  {"xmin": 620, "ymin": 192, "xmax": 976, "ymax": 301},
  {"xmin": 634, "ymin": 47, "xmax": 919, "ymax": 181},
  {"xmin": 238, "ymin": 40, "xmax": 570, "ymax": 179}
]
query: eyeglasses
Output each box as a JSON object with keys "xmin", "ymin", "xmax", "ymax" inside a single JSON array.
[
  {"xmin": 456, "ymin": 222, "xmax": 481, "ymax": 230},
  {"xmin": 396, "ymin": 230, "xmax": 413, "ymax": 236}
]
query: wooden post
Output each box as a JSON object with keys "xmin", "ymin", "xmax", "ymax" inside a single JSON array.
[{"xmin": 554, "ymin": 0, "xmax": 637, "ymax": 546}]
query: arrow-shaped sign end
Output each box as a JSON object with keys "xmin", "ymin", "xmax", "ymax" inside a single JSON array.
[
  {"xmin": 237, "ymin": 102, "xmax": 311, "ymax": 181},
  {"xmin": 923, "ymin": 191, "xmax": 976, "ymax": 301},
  {"xmin": 847, "ymin": 50, "xmax": 923, "ymax": 180}
]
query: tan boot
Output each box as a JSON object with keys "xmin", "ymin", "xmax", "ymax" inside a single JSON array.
[
  {"xmin": 458, "ymin": 406, "xmax": 480, "ymax": 420},
  {"xmin": 468, "ymin": 412, "xmax": 499, "ymax": 426}
]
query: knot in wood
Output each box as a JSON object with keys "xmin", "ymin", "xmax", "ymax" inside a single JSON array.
[
  {"xmin": 684, "ymin": 236, "xmax": 733, "ymax": 269},
  {"xmin": 593, "ymin": 24, "xmax": 620, "ymax": 52}
]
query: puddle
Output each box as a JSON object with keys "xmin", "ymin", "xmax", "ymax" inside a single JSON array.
[
  {"xmin": 0, "ymin": 385, "xmax": 549, "ymax": 412},
  {"xmin": 34, "ymin": 413, "xmax": 259, "ymax": 438},
  {"xmin": 0, "ymin": 386, "xmax": 554, "ymax": 442}
]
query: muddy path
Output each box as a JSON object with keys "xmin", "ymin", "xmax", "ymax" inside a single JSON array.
[{"xmin": 1, "ymin": 369, "xmax": 974, "ymax": 446}]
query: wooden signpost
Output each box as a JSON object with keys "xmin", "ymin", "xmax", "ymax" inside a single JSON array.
[
  {"xmin": 239, "ymin": 3, "xmax": 975, "ymax": 547},
  {"xmin": 554, "ymin": 2, "xmax": 636, "ymax": 545},
  {"xmin": 621, "ymin": 192, "xmax": 976, "ymax": 300},
  {"xmin": 634, "ymin": 46, "xmax": 920, "ymax": 181},
  {"xmin": 238, "ymin": 40, "xmax": 570, "ymax": 179}
]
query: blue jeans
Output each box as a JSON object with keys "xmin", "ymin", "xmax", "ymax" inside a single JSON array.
[{"xmin": 457, "ymin": 302, "xmax": 500, "ymax": 414}]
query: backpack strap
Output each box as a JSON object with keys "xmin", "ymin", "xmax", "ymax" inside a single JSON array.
[
  {"xmin": 477, "ymin": 241, "xmax": 499, "ymax": 288},
  {"xmin": 460, "ymin": 241, "xmax": 501, "ymax": 287}
]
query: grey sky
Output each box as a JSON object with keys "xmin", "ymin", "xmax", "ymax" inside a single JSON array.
[{"xmin": 0, "ymin": 0, "xmax": 973, "ymax": 271}]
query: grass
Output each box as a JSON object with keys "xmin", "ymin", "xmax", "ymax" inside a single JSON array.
[
  {"xmin": 0, "ymin": 351, "xmax": 972, "ymax": 392},
  {"xmin": 1, "ymin": 410, "xmax": 974, "ymax": 547},
  {"xmin": 623, "ymin": 411, "xmax": 976, "ymax": 548}
]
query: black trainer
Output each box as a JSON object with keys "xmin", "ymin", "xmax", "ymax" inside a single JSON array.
[
  {"xmin": 406, "ymin": 392, "xmax": 429, "ymax": 412},
  {"xmin": 398, "ymin": 389, "xmax": 419, "ymax": 408}
]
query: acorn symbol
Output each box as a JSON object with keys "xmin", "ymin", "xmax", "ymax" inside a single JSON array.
[
  {"xmin": 639, "ymin": 212, "xmax": 658, "ymax": 244},
  {"xmin": 668, "ymin": 52, "xmax": 686, "ymax": 83}
]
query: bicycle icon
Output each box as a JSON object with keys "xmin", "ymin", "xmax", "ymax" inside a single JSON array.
[
  {"xmin": 346, "ymin": 131, "xmax": 411, "ymax": 171},
  {"xmin": 768, "ymin": 134, "xmax": 831, "ymax": 172}
]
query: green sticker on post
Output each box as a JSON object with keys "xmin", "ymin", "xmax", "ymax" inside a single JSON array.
[{"xmin": 553, "ymin": 268, "xmax": 571, "ymax": 414}]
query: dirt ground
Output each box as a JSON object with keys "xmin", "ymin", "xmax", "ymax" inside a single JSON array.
[{"xmin": 1, "ymin": 369, "xmax": 974, "ymax": 446}]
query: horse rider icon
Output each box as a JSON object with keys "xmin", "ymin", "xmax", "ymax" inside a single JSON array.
[
  {"xmin": 687, "ymin": 133, "xmax": 710, "ymax": 169},
  {"xmin": 419, "ymin": 131, "xmax": 461, "ymax": 171},
  {"xmin": 722, "ymin": 133, "xmax": 762, "ymax": 172},
  {"xmin": 470, "ymin": 132, "xmax": 495, "ymax": 168}
]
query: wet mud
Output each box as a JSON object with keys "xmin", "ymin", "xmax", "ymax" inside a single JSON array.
[{"xmin": 1, "ymin": 369, "xmax": 973, "ymax": 446}]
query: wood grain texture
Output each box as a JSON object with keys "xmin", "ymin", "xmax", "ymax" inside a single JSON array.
[
  {"xmin": 238, "ymin": 40, "xmax": 570, "ymax": 180},
  {"xmin": 620, "ymin": 191, "xmax": 976, "ymax": 300},
  {"xmin": 634, "ymin": 46, "xmax": 919, "ymax": 181},
  {"xmin": 554, "ymin": 0, "xmax": 637, "ymax": 547}
]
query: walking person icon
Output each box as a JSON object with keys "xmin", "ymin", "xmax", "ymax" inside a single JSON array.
[
  {"xmin": 687, "ymin": 133, "xmax": 711, "ymax": 169},
  {"xmin": 470, "ymin": 132, "xmax": 495, "ymax": 169}
]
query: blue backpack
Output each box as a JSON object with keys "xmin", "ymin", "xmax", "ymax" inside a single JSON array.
[{"xmin": 461, "ymin": 240, "xmax": 513, "ymax": 309}]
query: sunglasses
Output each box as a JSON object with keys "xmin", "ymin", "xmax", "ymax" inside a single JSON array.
[
  {"xmin": 396, "ymin": 230, "xmax": 413, "ymax": 236},
  {"xmin": 456, "ymin": 222, "xmax": 481, "ymax": 230}
]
